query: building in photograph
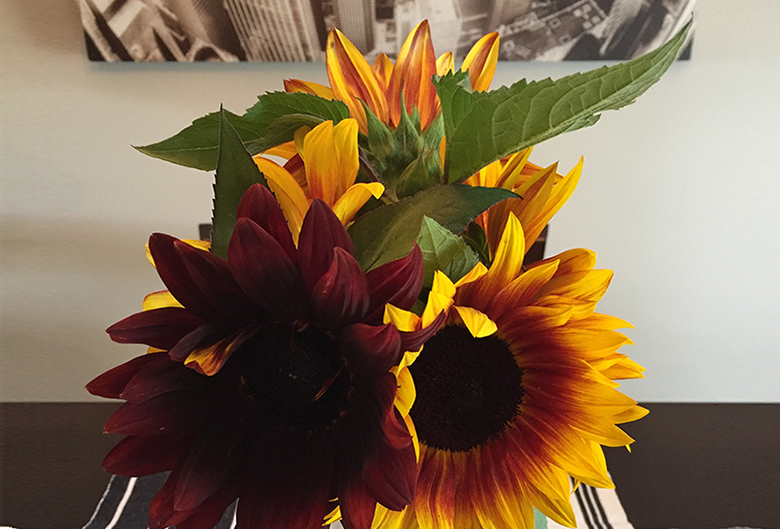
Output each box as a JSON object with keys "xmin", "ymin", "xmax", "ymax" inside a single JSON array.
[
  {"xmin": 223, "ymin": 0, "xmax": 324, "ymax": 61},
  {"xmin": 333, "ymin": 0, "xmax": 376, "ymax": 54},
  {"xmin": 163, "ymin": 0, "xmax": 245, "ymax": 59}
]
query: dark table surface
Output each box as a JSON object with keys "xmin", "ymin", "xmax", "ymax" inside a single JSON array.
[{"xmin": 2, "ymin": 403, "xmax": 778, "ymax": 529}]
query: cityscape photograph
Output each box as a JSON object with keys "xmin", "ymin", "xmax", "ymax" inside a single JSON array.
[{"xmin": 80, "ymin": 0, "xmax": 695, "ymax": 62}]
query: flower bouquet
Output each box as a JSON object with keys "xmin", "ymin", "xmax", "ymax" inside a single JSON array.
[{"xmin": 87, "ymin": 20, "xmax": 691, "ymax": 529}]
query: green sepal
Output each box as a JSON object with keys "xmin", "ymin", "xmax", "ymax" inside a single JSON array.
[
  {"xmin": 416, "ymin": 217, "xmax": 480, "ymax": 287},
  {"xmin": 435, "ymin": 20, "xmax": 692, "ymax": 183},
  {"xmin": 348, "ymin": 184, "xmax": 517, "ymax": 271},
  {"xmin": 136, "ymin": 92, "xmax": 349, "ymax": 171},
  {"xmin": 210, "ymin": 109, "xmax": 268, "ymax": 259}
]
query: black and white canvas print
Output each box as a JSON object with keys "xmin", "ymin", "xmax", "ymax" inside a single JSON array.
[{"xmin": 79, "ymin": 0, "xmax": 694, "ymax": 62}]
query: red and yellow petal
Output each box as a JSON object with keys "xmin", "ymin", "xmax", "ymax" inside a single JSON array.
[
  {"xmin": 461, "ymin": 32, "xmax": 500, "ymax": 92},
  {"xmin": 387, "ymin": 20, "xmax": 438, "ymax": 130},
  {"xmin": 327, "ymin": 29, "xmax": 389, "ymax": 132}
]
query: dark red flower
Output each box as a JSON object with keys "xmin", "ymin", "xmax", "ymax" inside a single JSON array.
[{"xmin": 87, "ymin": 184, "xmax": 435, "ymax": 529}]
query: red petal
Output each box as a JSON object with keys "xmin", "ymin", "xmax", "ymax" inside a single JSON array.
[
  {"xmin": 121, "ymin": 354, "xmax": 207, "ymax": 402},
  {"xmin": 361, "ymin": 440, "xmax": 417, "ymax": 511},
  {"xmin": 311, "ymin": 247, "xmax": 369, "ymax": 329},
  {"xmin": 237, "ymin": 183, "xmax": 297, "ymax": 263},
  {"xmin": 236, "ymin": 432, "xmax": 333, "ymax": 529},
  {"xmin": 339, "ymin": 478, "xmax": 377, "ymax": 529},
  {"xmin": 382, "ymin": 406, "xmax": 412, "ymax": 450},
  {"xmin": 106, "ymin": 307, "xmax": 204, "ymax": 349},
  {"xmin": 168, "ymin": 322, "xmax": 228, "ymax": 363},
  {"xmin": 365, "ymin": 244, "xmax": 423, "ymax": 323},
  {"xmin": 228, "ymin": 218, "xmax": 309, "ymax": 323},
  {"xmin": 149, "ymin": 234, "xmax": 223, "ymax": 321},
  {"xmin": 86, "ymin": 353, "xmax": 161, "ymax": 398},
  {"xmin": 173, "ymin": 412, "xmax": 247, "ymax": 511},
  {"xmin": 341, "ymin": 323, "xmax": 402, "ymax": 378},
  {"xmin": 149, "ymin": 466, "xmax": 192, "ymax": 529},
  {"xmin": 297, "ymin": 199, "xmax": 355, "ymax": 292},
  {"xmin": 174, "ymin": 240, "xmax": 257, "ymax": 320},
  {"xmin": 398, "ymin": 309, "xmax": 448, "ymax": 352},
  {"xmin": 104, "ymin": 391, "xmax": 208, "ymax": 435},
  {"xmin": 171, "ymin": 484, "xmax": 240, "ymax": 529},
  {"xmin": 103, "ymin": 432, "xmax": 186, "ymax": 476}
]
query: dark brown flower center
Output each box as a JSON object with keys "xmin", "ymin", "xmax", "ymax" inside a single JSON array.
[
  {"xmin": 409, "ymin": 325, "xmax": 524, "ymax": 452},
  {"xmin": 236, "ymin": 323, "xmax": 350, "ymax": 432}
]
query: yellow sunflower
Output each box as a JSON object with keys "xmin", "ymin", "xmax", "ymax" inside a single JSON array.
[
  {"xmin": 284, "ymin": 21, "xmax": 500, "ymax": 133},
  {"xmin": 376, "ymin": 212, "xmax": 646, "ymax": 529}
]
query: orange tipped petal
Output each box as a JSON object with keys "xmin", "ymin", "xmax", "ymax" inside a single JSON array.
[
  {"xmin": 372, "ymin": 53, "xmax": 395, "ymax": 91},
  {"xmin": 326, "ymin": 29, "xmax": 389, "ymax": 131},
  {"xmin": 387, "ymin": 20, "xmax": 439, "ymax": 130},
  {"xmin": 436, "ymin": 51, "xmax": 454, "ymax": 76},
  {"xmin": 461, "ymin": 32, "xmax": 500, "ymax": 92},
  {"xmin": 283, "ymin": 79, "xmax": 335, "ymax": 100}
]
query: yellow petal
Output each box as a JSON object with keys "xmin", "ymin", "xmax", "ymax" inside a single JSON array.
[
  {"xmin": 403, "ymin": 412, "xmax": 420, "ymax": 461},
  {"xmin": 300, "ymin": 119, "xmax": 360, "ymax": 207},
  {"xmin": 283, "ymin": 78, "xmax": 335, "ymax": 100},
  {"xmin": 332, "ymin": 182, "xmax": 385, "ymax": 225},
  {"xmin": 453, "ymin": 305, "xmax": 497, "ymax": 337},
  {"xmin": 484, "ymin": 213, "xmax": 526, "ymax": 290},
  {"xmin": 393, "ymin": 365, "xmax": 416, "ymax": 417},
  {"xmin": 324, "ymin": 505, "xmax": 341, "ymax": 525},
  {"xmin": 142, "ymin": 290, "xmax": 182, "ymax": 311},
  {"xmin": 372, "ymin": 53, "xmax": 394, "ymax": 91},
  {"xmin": 326, "ymin": 29, "xmax": 389, "ymax": 131},
  {"xmin": 461, "ymin": 32, "xmax": 499, "ymax": 92},
  {"xmin": 495, "ymin": 147, "xmax": 533, "ymax": 190},
  {"xmin": 384, "ymin": 304, "xmax": 420, "ymax": 332},
  {"xmin": 487, "ymin": 163, "xmax": 557, "ymax": 256},
  {"xmin": 387, "ymin": 20, "xmax": 438, "ymax": 130},
  {"xmin": 525, "ymin": 158, "xmax": 583, "ymax": 246},
  {"xmin": 254, "ymin": 157, "xmax": 309, "ymax": 242},
  {"xmin": 436, "ymin": 51, "xmax": 454, "ymax": 76},
  {"xmin": 261, "ymin": 141, "xmax": 298, "ymax": 160},
  {"xmin": 145, "ymin": 239, "xmax": 210, "ymax": 267},
  {"xmin": 454, "ymin": 261, "xmax": 488, "ymax": 288}
]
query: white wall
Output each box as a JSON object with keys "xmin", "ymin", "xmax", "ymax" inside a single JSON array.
[{"xmin": 2, "ymin": 1, "xmax": 778, "ymax": 402}]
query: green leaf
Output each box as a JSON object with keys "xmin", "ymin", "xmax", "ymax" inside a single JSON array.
[
  {"xmin": 243, "ymin": 113, "xmax": 326, "ymax": 154},
  {"xmin": 135, "ymin": 110, "xmax": 266, "ymax": 171},
  {"xmin": 348, "ymin": 184, "xmax": 517, "ymax": 271},
  {"xmin": 136, "ymin": 92, "xmax": 349, "ymax": 171},
  {"xmin": 416, "ymin": 217, "xmax": 480, "ymax": 287},
  {"xmin": 210, "ymin": 109, "xmax": 268, "ymax": 259},
  {"xmin": 435, "ymin": 20, "xmax": 692, "ymax": 183}
]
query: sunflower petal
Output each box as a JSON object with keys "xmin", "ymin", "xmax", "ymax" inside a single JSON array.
[
  {"xmin": 341, "ymin": 323, "xmax": 402, "ymax": 378},
  {"xmin": 283, "ymin": 78, "xmax": 335, "ymax": 100},
  {"xmin": 298, "ymin": 199, "xmax": 355, "ymax": 292},
  {"xmin": 301, "ymin": 119, "xmax": 360, "ymax": 206},
  {"xmin": 366, "ymin": 244, "xmax": 424, "ymax": 323},
  {"xmin": 387, "ymin": 20, "xmax": 438, "ymax": 130},
  {"xmin": 311, "ymin": 247, "xmax": 370, "ymax": 329},
  {"xmin": 252, "ymin": 157, "xmax": 310, "ymax": 242},
  {"xmin": 86, "ymin": 353, "xmax": 162, "ymax": 399},
  {"xmin": 332, "ymin": 182, "xmax": 385, "ymax": 225},
  {"xmin": 461, "ymin": 32, "xmax": 499, "ymax": 92},
  {"xmin": 228, "ymin": 218, "xmax": 309, "ymax": 322},
  {"xmin": 436, "ymin": 52, "xmax": 454, "ymax": 76},
  {"xmin": 236, "ymin": 183, "xmax": 297, "ymax": 262},
  {"xmin": 372, "ymin": 53, "xmax": 394, "ymax": 91},
  {"xmin": 327, "ymin": 28, "xmax": 389, "ymax": 132},
  {"xmin": 453, "ymin": 305, "xmax": 497, "ymax": 338},
  {"xmin": 106, "ymin": 308, "xmax": 204, "ymax": 350}
]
